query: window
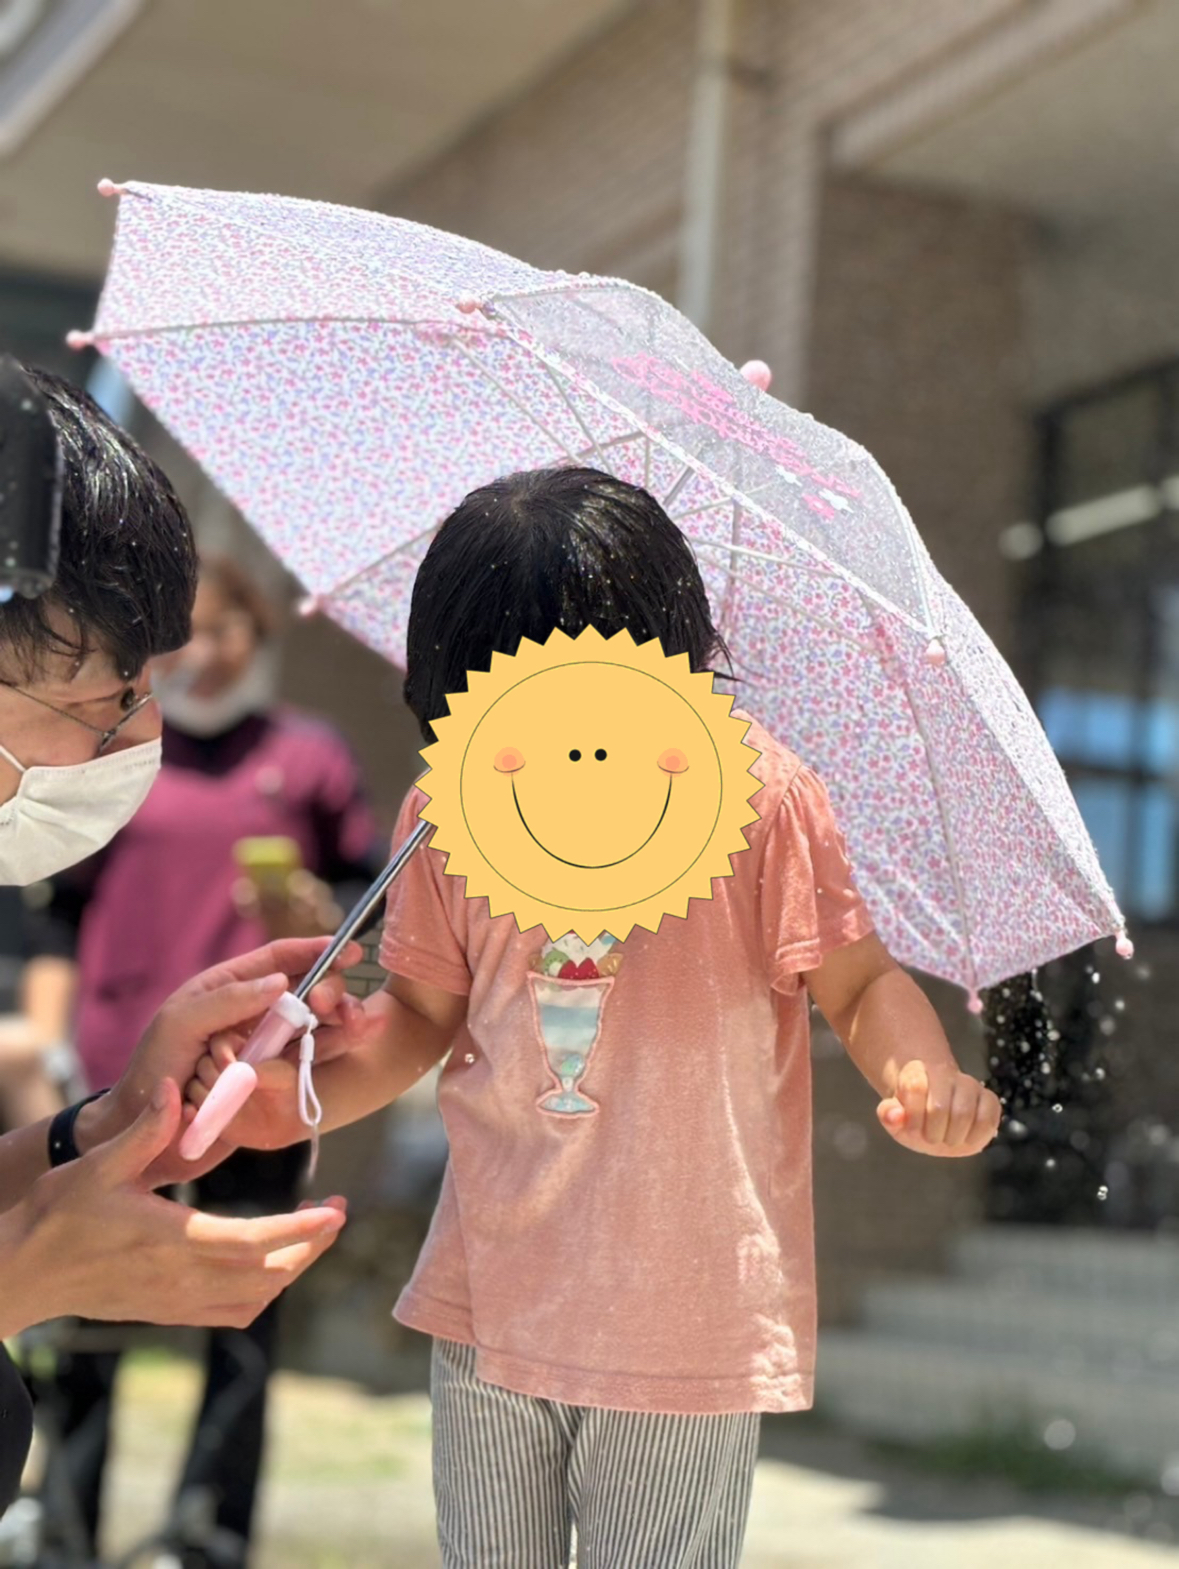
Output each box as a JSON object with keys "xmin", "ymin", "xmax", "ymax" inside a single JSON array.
[{"xmin": 1026, "ymin": 363, "xmax": 1179, "ymax": 923}]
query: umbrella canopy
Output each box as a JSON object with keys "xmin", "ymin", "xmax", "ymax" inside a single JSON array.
[{"xmin": 76, "ymin": 179, "xmax": 1127, "ymax": 995}]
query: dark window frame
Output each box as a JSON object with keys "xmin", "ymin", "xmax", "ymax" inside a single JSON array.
[{"xmin": 1024, "ymin": 358, "xmax": 1179, "ymax": 929}]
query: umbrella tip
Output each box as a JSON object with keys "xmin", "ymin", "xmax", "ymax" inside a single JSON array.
[
  {"xmin": 96, "ymin": 178, "xmax": 127, "ymax": 198},
  {"xmin": 65, "ymin": 330, "xmax": 94, "ymax": 351},
  {"xmin": 925, "ymin": 637, "xmax": 947, "ymax": 668},
  {"xmin": 298, "ymin": 594, "xmax": 325, "ymax": 618},
  {"xmin": 1115, "ymin": 930, "xmax": 1134, "ymax": 960},
  {"xmin": 455, "ymin": 294, "xmax": 484, "ymax": 316},
  {"xmin": 740, "ymin": 360, "xmax": 773, "ymax": 392},
  {"xmin": 966, "ymin": 989, "xmax": 983, "ymax": 1015}
]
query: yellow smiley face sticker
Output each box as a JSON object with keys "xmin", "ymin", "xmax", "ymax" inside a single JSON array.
[{"xmin": 417, "ymin": 626, "xmax": 762, "ymax": 941}]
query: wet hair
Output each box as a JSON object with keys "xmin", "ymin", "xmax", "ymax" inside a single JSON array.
[
  {"xmin": 198, "ymin": 554, "xmax": 282, "ymax": 642},
  {"xmin": 0, "ymin": 365, "xmax": 197, "ymax": 682},
  {"xmin": 404, "ymin": 466, "xmax": 732, "ymax": 744}
]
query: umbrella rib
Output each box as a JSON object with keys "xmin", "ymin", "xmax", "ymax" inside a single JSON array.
[
  {"xmin": 497, "ymin": 294, "xmax": 939, "ymax": 639},
  {"xmin": 490, "ymin": 274, "xmax": 665, "ymax": 311},
  {"xmin": 720, "ymin": 501, "xmax": 742, "ymax": 633},
  {"xmin": 662, "ymin": 465, "xmax": 694, "ymax": 510},
  {"xmin": 318, "ymin": 522, "xmax": 439, "ymax": 600},
  {"xmin": 672, "ymin": 484, "xmax": 779, "ymax": 526},
  {"xmin": 538, "ymin": 362, "xmax": 614, "ymax": 472},
  {"xmin": 573, "ymin": 427, "xmax": 662, "ymax": 457},
  {"xmin": 716, "ymin": 568, "xmax": 881, "ymax": 654},
  {"xmin": 446, "ymin": 337, "xmax": 583, "ymax": 462},
  {"xmin": 491, "ymin": 327, "xmax": 935, "ymax": 637},
  {"xmin": 870, "ymin": 461, "xmax": 941, "ymax": 634},
  {"xmin": 870, "ymin": 615, "xmax": 981, "ymax": 994},
  {"xmin": 688, "ymin": 536, "xmax": 845, "ymax": 582},
  {"xmin": 89, "ymin": 314, "xmax": 470, "ymax": 342}
]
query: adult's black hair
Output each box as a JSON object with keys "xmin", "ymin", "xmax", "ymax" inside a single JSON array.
[
  {"xmin": 0, "ymin": 365, "xmax": 197, "ymax": 682},
  {"xmin": 404, "ymin": 466, "xmax": 732, "ymax": 744}
]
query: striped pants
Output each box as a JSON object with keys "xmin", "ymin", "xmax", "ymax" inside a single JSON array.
[{"xmin": 430, "ymin": 1338, "xmax": 760, "ymax": 1569}]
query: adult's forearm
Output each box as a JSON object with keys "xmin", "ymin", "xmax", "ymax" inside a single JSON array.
[
  {"xmin": 0, "ymin": 1119, "xmax": 51, "ymax": 1215},
  {"xmin": 20, "ymin": 955, "xmax": 79, "ymax": 1052},
  {"xmin": 0, "ymin": 1202, "xmax": 58, "ymax": 1337},
  {"xmin": 834, "ymin": 967, "xmax": 959, "ymax": 1099},
  {"xmin": 0, "ymin": 1087, "xmax": 115, "ymax": 1215}
]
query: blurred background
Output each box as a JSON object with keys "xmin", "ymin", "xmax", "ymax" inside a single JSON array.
[{"xmin": 1, "ymin": 1, "xmax": 1178, "ymax": 1565}]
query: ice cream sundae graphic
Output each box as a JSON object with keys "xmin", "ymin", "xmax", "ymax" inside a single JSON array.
[{"xmin": 527, "ymin": 933, "xmax": 623, "ymax": 1116}]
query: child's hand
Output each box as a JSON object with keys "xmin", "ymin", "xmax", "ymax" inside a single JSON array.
[
  {"xmin": 876, "ymin": 1061, "xmax": 1002, "ymax": 1157},
  {"xmin": 183, "ymin": 1040, "xmax": 305, "ymax": 1152}
]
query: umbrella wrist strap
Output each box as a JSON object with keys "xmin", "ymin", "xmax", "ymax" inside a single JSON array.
[{"xmin": 287, "ymin": 1000, "xmax": 323, "ymax": 1178}]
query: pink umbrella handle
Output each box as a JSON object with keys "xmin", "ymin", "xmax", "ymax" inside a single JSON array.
[
  {"xmin": 179, "ymin": 1060, "xmax": 258, "ymax": 1162},
  {"xmin": 179, "ymin": 993, "xmax": 312, "ymax": 1161}
]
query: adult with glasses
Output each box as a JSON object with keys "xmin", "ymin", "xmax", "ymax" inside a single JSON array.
[
  {"xmin": 0, "ymin": 367, "xmax": 372, "ymax": 1519},
  {"xmin": 23, "ymin": 552, "xmax": 381, "ymax": 1566}
]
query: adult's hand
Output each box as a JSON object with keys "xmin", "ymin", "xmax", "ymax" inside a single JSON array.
[
  {"xmin": 78, "ymin": 935, "xmax": 377, "ymax": 1183},
  {"xmin": 0, "ymin": 1080, "xmax": 346, "ymax": 1339}
]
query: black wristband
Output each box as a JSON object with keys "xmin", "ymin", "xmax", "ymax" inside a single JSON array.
[{"xmin": 47, "ymin": 1090, "xmax": 110, "ymax": 1167}]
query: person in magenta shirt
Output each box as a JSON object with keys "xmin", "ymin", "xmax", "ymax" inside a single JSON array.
[
  {"xmin": 24, "ymin": 556, "xmax": 380, "ymax": 1569},
  {"xmin": 188, "ymin": 468, "xmax": 1003, "ymax": 1569}
]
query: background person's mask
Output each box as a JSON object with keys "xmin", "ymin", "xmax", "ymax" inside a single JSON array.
[
  {"xmin": 153, "ymin": 645, "xmax": 279, "ymax": 738},
  {"xmin": 0, "ymin": 737, "xmax": 162, "ymax": 885}
]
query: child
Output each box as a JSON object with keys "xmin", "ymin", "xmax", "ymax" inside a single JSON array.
[{"xmin": 186, "ymin": 466, "xmax": 1001, "ymax": 1569}]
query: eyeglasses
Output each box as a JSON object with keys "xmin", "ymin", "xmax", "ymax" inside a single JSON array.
[{"xmin": 0, "ymin": 682, "xmax": 156, "ymax": 757}]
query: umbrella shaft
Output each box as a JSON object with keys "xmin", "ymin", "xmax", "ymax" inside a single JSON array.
[{"xmin": 294, "ymin": 819, "xmax": 433, "ymax": 1001}]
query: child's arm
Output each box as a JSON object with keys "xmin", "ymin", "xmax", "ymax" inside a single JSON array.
[
  {"xmin": 805, "ymin": 932, "xmax": 1001, "ymax": 1158},
  {"xmin": 184, "ymin": 974, "xmax": 468, "ymax": 1150}
]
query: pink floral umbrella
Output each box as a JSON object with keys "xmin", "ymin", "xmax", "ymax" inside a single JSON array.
[{"xmin": 74, "ymin": 178, "xmax": 1129, "ymax": 999}]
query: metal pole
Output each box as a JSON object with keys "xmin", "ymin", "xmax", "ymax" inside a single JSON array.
[
  {"xmin": 677, "ymin": 0, "xmax": 737, "ymax": 334},
  {"xmin": 294, "ymin": 819, "xmax": 433, "ymax": 1001}
]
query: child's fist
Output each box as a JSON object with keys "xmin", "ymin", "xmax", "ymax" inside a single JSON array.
[
  {"xmin": 876, "ymin": 1060, "xmax": 1002, "ymax": 1157},
  {"xmin": 183, "ymin": 1037, "xmax": 303, "ymax": 1153}
]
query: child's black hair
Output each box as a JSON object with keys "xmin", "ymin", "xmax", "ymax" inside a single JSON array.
[{"xmin": 404, "ymin": 466, "xmax": 733, "ymax": 744}]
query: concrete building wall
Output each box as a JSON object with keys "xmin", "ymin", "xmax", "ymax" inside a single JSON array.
[
  {"xmin": 1025, "ymin": 227, "xmax": 1179, "ymax": 406},
  {"xmin": 383, "ymin": 0, "xmax": 1029, "ymax": 389}
]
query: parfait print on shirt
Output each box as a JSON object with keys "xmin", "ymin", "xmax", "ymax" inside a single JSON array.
[{"xmin": 526, "ymin": 933, "xmax": 623, "ymax": 1117}]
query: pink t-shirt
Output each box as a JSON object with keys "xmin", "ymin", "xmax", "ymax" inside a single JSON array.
[{"xmin": 378, "ymin": 718, "xmax": 874, "ymax": 1414}]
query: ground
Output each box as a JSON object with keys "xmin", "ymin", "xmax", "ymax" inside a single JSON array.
[{"xmin": 73, "ymin": 1351, "xmax": 1179, "ymax": 1567}]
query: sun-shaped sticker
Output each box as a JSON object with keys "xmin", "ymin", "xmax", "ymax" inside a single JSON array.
[{"xmin": 417, "ymin": 626, "xmax": 763, "ymax": 942}]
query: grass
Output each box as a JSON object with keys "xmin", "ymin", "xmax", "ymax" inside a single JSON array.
[
  {"xmin": 99, "ymin": 1345, "xmax": 443, "ymax": 1568},
  {"xmin": 872, "ymin": 1420, "xmax": 1154, "ymax": 1497}
]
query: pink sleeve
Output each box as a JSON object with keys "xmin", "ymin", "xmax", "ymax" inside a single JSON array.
[
  {"xmin": 312, "ymin": 729, "xmax": 381, "ymax": 874},
  {"xmin": 378, "ymin": 788, "xmax": 472, "ymax": 996},
  {"xmin": 760, "ymin": 763, "xmax": 874, "ymax": 992}
]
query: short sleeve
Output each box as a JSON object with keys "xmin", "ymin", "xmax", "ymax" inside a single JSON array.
[
  {"xmin": 760, "ymin": 764, "xmax": 874, "ymax": 991},
  {"xmin": 378, "ymin": 787, "xmax": 472, "ymax": 996}
]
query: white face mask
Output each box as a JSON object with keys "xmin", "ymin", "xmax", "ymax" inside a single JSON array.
[
  {"xmin": 0, "ymin": 738, "xmax": 162, "ymax": 886},
  {"xmin": 153, "ymin": 646, "xmax": 279, "ymax": 738}
]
